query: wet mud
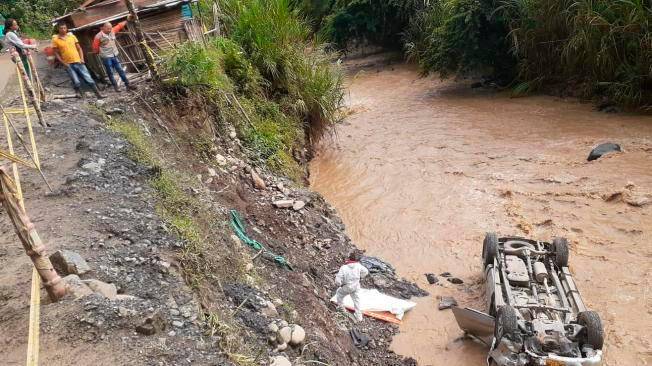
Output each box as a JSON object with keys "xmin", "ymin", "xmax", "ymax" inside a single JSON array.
[{"xmin": 311, "ymin": 63, "xmax": 652, "ymax": 365}]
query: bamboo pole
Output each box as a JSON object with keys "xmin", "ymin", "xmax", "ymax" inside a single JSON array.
[
  {"xmin": 0, "ymin": 104, "xmax": 54, "ymax": 192},
  {"xmin": 11, "ymin": 52, "xmax": 49, "ymax": 128},
  {"xmin": 0, "ymin": 168, "xmax": 66, "ymax": 302},
  {"xmin": 27, "ymin": 53, "xmax": 46, "ymax": 103}
]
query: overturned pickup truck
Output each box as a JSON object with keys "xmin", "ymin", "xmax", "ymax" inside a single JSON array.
[{"xmin": 453, "ymin": 233, "xmax": 604, "ymax": 366}]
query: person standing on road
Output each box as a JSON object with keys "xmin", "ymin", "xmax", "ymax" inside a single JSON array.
[
  {"xmin": 3, "ymin": 18, "xmax": 37, "ymax": 78},
  {"xmin": 52, "ymin": 22, "xmax": 104, "ymax": 99},
  {"xmin": 335, "ymin": 251, "xmax": 369, "ymax": 322},
  {"xmin": 92, "ymin": 17, "xmax": 136, "ymax": 92}
]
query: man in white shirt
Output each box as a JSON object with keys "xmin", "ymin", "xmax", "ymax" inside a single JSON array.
[
  {"xmin": 335, "ymin": 251, "xmax": 369, "ymax": 322},
  {"xmin": 3, "ymin": 18, "xmax": 37, "ymax": 78}
]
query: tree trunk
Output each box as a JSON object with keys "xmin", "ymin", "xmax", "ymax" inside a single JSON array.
[{"xmin": 124, "ymin": 0, "xmax": 160, "ymax": 82}]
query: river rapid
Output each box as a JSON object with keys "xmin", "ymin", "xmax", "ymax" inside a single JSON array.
[{"xmin": 310, "ymin": 62, "xmax": 652, "ymax": 366}]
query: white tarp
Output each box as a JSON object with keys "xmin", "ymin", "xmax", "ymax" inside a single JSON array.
[{"xmin": 330, "ymin": 288, "xmax": 417, "ymax": 320}]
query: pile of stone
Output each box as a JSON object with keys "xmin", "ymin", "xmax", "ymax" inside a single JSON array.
[{"xmin": 267, "ymin": 320, "xmax": 306, "ymax": 352}]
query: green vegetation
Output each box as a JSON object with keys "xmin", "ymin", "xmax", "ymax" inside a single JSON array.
[
  {"xmin": 167, "ymin": 0, "xmax": 344, "ymax": 180},
  {"xmin": 293, "ymin": 0, "xmax": 424, "ymax": 48},
  {"xmin": 297, "ymin": 0, "xmax": 652, "ymax": 108},
  {"xmin": 0, "ymin": 0, "xmax": 83, "ymax": 37},
  {"xmin": 404, "ymin": 0, "xmax": 516, "ymax": 80}
]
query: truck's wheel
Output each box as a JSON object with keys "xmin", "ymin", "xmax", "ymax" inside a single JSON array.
[
  {"xmin": 483, "ymin": 232, "xmax": 498, "ymax": 267},
  {"xmin": 553, "ymin": 237, "xmax": 569, "ymax": 267},
  {"xmin": 494, "ymin": 306, "xmax": 518, "ymax": 341},
  {"xmin": 578, "ymin": 311, "xmax": 604, "ymax": 350}
]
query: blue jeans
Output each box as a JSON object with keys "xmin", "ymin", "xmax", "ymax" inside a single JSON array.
[
  {"xmin": 66, "ymin": 63, "xmax": 95, "ymax": 88},
  {"xmin": 102, "ymin": 57, "xmax": 129, "ymax": 87}
]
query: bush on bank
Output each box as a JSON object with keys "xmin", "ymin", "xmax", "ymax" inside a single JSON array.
[{"xmin": 166, "ymin": 0, "xmax": 344, "ymax": 180}]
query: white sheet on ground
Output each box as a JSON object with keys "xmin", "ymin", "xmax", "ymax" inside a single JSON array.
[{"xmin": 330, "ymin": 288, "xmax": 416, "ymax": 320}]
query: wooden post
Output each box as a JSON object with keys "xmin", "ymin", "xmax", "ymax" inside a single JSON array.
[
  {"xmin": 124, "ymin": 0, "xmax": 160, "ymax": 82},
  {"xmin": 212, "ymin": 1, "xmax": 222, "ymax": 36}
]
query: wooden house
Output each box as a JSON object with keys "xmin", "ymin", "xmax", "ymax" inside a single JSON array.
[{"xmin": 53, "ymin": 0, "xmax": 203, "ymax": 78}]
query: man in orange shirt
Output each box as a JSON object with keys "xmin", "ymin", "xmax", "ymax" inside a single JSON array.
[
  {"xmin": 52, "ymin": 22, "xmax": 104, "ymax": 98},
  {"xmin": 92, "ymin": 17, "xmax": 136, "ymax": 92}
]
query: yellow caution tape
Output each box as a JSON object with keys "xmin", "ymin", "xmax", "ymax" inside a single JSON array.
[{"xmin": 26, "ymin": 269, "xmax": 40, "ymax": 366}]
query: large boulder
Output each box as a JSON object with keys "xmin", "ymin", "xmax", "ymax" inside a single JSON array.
[{"xmin": 49, "ymin": 250, "xmax": 91, "ymax": 275}]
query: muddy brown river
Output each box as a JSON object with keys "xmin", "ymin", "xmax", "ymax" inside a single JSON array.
[{"xmin": 310, "ymin": 63, "xmax": 652, "ymax": 366}]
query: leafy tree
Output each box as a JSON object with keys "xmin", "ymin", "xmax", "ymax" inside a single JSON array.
[{"xmin": 0, "ymin": 0, "xmax": 84, "ymax": 36}]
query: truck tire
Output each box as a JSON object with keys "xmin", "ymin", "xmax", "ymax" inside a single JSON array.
[
  {"xmin": 578, "ymin": 311, "xmax": 604, "ymax": 350},
  {"xmin": 483, "ymin": 232, "xmax": 498, "ymax": 267},
  {"xmin": 494, "ymin": 306, "xmax": 518, "ymax": 341},
  {"xmin": 553, "ymin": 237, "xmax": 569, "ymax": 267}
]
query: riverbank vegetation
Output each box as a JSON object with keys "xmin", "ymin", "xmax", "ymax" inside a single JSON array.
[
  {"xmin": 298, "ymin": 0, "xmax": 652, "ymax": 108},
  {"xmin": 166, "ymin": 0, "xmax": 344, "ymax": 180}
]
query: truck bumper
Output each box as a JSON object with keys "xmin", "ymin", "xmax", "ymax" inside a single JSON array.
[{"xmin": 529, "ymin": 350, "xmax": 603, "ymax": 366}]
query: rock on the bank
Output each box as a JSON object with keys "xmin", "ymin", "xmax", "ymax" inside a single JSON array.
[
  {"xmin": 278, "ymin": 326, "xmax": 292, "ymax": 344},
  {"xmin": 83, "ymin": 279, "xmax": 118, "ymax": 299},
  {"xmin": 270, "ymin": 355, "xmax": 291, "ymax": 366},
  {"xmin": 292, "ymin": 200, "xmax": 305, "ymax": 211},
  {"xmin": 50, "ymin": 250, "xmax": 91, "ymax": 275},
  {"xmin": 251, "ymin": 170, "xmax": 266, "ymax": 190},
  {"xmin": 289, "ymin": 325, "xmax": 306, "ymax": 346},
  {"xmin": 261, "ymin": 301, "xmax": 279, "ymax": 317},
  {"xmin": 136, "ymin": 311, "xmax": 166, "ymax": 336},
  {"xmin": 273, "ymin": 200, "xmax": 294, "ymax": 208},
  {"xmin": 62, "ymin": 274, "xmax": 94, "ymax": 298},
  {"xmin": 215, "ymin": 154, "xmax": 228, "ymax": 166}
]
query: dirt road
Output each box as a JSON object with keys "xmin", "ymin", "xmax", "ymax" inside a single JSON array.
[
  {"xmin": 311, "ymin": 63, "xmax": 652, "ymax": 365},
  {"xmin": 0, "ymin": 52, "xmax": 16, "ymax": 99}
]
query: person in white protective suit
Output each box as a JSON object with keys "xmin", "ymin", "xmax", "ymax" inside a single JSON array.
[{"xmin": 335, "ymin": 251, "xmax": 369, "ymax": 322}]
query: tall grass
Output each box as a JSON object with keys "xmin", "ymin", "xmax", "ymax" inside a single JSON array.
[
  {"xmin": 498, "ymin": 0, "xmax": 652, "ymax": 106},
  {"xmin": 168, "ymin": 0, "xmax": 344, "ymax": 179}
]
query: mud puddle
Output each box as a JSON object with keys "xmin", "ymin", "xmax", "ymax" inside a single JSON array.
[{"xmin": 310, "ymin": 64, "xmax": 652, "ymax": 365}]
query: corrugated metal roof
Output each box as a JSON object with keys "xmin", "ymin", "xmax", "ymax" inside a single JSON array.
[{"xmin": 53, "ymin": 0, "xmax": 196, "ymax": 30}]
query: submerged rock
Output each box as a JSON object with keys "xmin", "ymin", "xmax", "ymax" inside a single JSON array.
[
  {"xmin": 588, "ymin": 143, "xmax": 621, "ymax": 161},
  {"xmin": 438, "ymin": 296, "xmax": 458, "ymax": 310},
  {"xmin": 425, "ymin": 273, "xmax": 438, "ymax": 284}
]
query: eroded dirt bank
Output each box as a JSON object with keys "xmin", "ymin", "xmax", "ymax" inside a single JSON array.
[
  {"xmin": 311, "ymin": 63, "xmax": 652, "ymax": 365},
  {"xmin": 0, "ymin": 62, "xmax": 421, "ymax": 365}
]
